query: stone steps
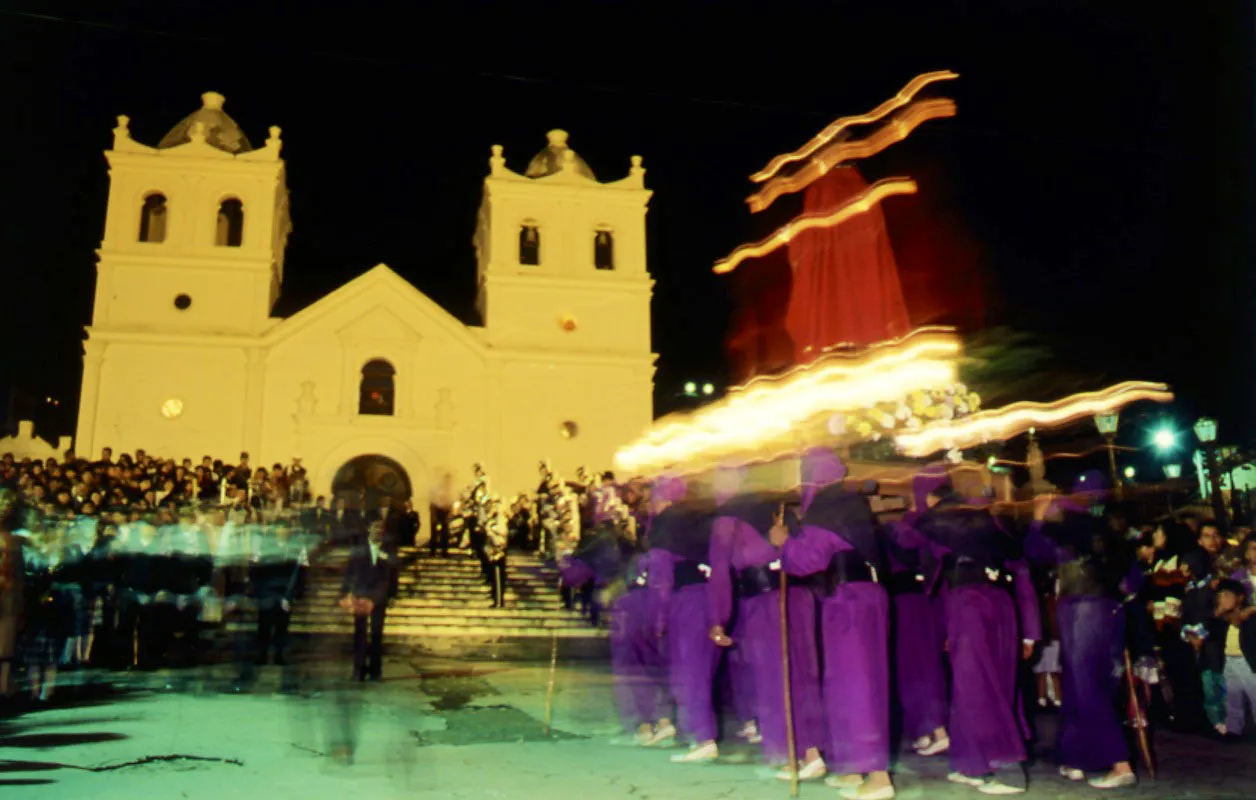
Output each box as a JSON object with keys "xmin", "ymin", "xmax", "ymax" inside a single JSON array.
[{"xmin": 280, "ymin": 545, "xmax": 600, "ymax": 650}]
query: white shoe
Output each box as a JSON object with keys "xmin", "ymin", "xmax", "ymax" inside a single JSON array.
[
  {"xmin": 775, "ymin": 758, "xmax": 826, "ymax": 781},
  {"xmin": 644, "ymin": 722, "xmax": 676, "ymax": 747},
  {"xmin": 947, "ymin": 773, "xmax": 984, "ymax": 787},
  {"xmin": 910, "ymin": 736, "xmax": 932, "ymax": 751},
  {"xmin": 839, "ymin": 784, "xmax": 896, "ymax": 800},
  {"xmin": 739, "ymin": 721, "xmax": 762, "ymax": 744},
  {"xmin": 1215, "ymin": 723, "xmax": 1228, "ymax": 735},
  {"xmin": 977, "ymin": 778, "xmax": 1025, "ymax": 795},
  {"xmin": 1088, "ymin": 772, "xmax": 1136, "ymax": 789},
  {"xmin": 917, "ymin": 736, "xmax": 950, "ymax": 756},
  {"xmin": 1058, "ymin": 766, "xmax": 1084, "ymax": 781},
  {"xmin": 632, "ymin": 729, "xmax": 653, "ymax": 746},
  {"xmin": 670, "ymin": 741, "xmax": 717, "ymax": 763},
  {"xmin": 826, "ymin": 774, "xmax": 864, "ymax": 789}
]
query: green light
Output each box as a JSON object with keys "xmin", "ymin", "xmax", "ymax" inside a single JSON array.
[
  {"xmin": 1123, "ymin": 466, "xmax": 1136, "ymax": 479},
  {"xmin": 683, "ymin": 382, "xmax": 697, "ymax": 396},
  {"xmin": 1152, "ymin": 428, "xmax": 1176, "ymax": 451}
]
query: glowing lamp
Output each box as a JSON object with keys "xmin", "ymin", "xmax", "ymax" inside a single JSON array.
[
  {"xmin": 1163, "ymin": 464, "xmax": 1182, "ymax": 479},
  {"xmin": 702, "ymin": 383, "xmax": 715, "ymax": 396},
  {"xmin": 683, "ymin": 382, "xmax": 697, "ymax": 397},
  {"xmin": 1193, "ymin": 417, "xmax": 1218, "ymax": 444},
  {"xmin": 1152, "ymin": 428, "xmax": 1176, "ymax": 451},
  {"xmin": 1094, "ymin": 411, "xmax": 1119, "ymax": 436},
  {"xmin": 1123, "ymin": 466, "xmax": 1136, "ymax": 480},
  {"xmin": 987, "ymin": 455, "xmax": 997, "ymax": 468}
]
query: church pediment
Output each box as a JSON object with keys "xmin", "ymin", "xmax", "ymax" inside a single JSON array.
[{"xmin": 336, "ymin": 305, "xmax": 424, "ymax": 344}]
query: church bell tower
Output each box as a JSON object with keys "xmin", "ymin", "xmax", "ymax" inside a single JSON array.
[
  {"xmin": 472, "ymin": 130, "xmax": 653, "ymax": 358},
  {"xmin": 92, "ymin": 91, "xmax": 291, "ymax": 336}
]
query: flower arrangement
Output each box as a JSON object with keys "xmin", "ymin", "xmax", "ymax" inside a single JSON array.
[{"xmin": 836, "ymin": 383, "xmax": 981, "ymax": 443}]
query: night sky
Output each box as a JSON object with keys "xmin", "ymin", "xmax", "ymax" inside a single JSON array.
[{"xmin": 1, "ymin": 3, "xmax": 1252, "ymax": 452}]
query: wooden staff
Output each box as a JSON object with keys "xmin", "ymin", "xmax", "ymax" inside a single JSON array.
[
  {"xmin": 543, "ymin": 630, "xmax": 559, "ymax": 735},
  {"xmin": 780, "ymin": 564, "xmax": 799, "ymax": 797},
  {"xmin": 1123, "ymin": 647, "xmax": 1155, "ymax": 779}
]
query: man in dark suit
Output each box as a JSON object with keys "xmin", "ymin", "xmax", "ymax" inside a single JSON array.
[
  {"xmin": 398, "ymin": 500, "xmax": 420, "ymax": 549},
  {"xmin": 340, "ymin": 521, "xmax": 395, "ymax": 681},
  {"xmin": 300, "ymin": 496, "xmax": 333, "ymax": 542},
  {"xmin": 330, "ymin": 497, "xmax": 363, "ymax": 548}
]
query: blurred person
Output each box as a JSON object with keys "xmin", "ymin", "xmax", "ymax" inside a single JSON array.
[
  {"xmin": 22, "ymin": 526, "xmax": 66, "ymax": 702},
  {"xmin": 1025, "ymin": 482, "xmax": 1135, "ymax": 790},
  {"xmin": 913, "ymin": 477, "xmax": 1039, "ymax": 796},
  {"xmin": 773, "ymin": 450, "xmax": 888, "ymax": 798},
  {"xmin": 0, "ymin": 492, "xmax": 24, "ymax": 700},
  {"xmin": 709, "ymin": 465, "xmax": 825, "ymax": 780},
  {"xmin": 645, "ymin": 476, "xmax": 721, "ymax": 764},
  {"xmin": 250, "ymin": 524, "xmax": 306, "ymax": 668},
  {"xmin": 887, "ymin": 473, "xmax": 950, "ymax": 757}
]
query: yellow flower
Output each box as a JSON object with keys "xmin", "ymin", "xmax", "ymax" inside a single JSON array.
[
  {"xmin": 968, "ymin": 392, "xmax": 982, "ymax": 411},
  {"xmin": 856, "ymin": 421, "xmax": 874, "ymax": 437}
]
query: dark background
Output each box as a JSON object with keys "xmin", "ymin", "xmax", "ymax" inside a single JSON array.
[{"xmin": 0, "ymin": 2, "xmax": 1251, "ymax": 453}]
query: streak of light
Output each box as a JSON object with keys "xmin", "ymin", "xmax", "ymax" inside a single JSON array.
[
  {"xmin": 894, "ymin": 382, "xmax": 1175, "ymax": 457},
  {"xmin": 713, "ymin": 177, "xmax": 919, "ymax": 274},
  {"xmin": 749, "ymin": 70, "xmax": 959, "ymax": 183},
  {"xmin": 746, "ymin": 98, "xmax": 956, "ymax": 213}
]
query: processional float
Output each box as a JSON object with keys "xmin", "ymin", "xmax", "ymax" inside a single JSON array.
[
  {"xmin": 615, "ymin": 70, "xmax": 1172, "ymax": 505},
  {"xmin": 614, "ymin": 72, "xmax": 1166, "ymax": 785}
]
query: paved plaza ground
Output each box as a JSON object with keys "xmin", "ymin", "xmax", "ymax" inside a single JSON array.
[{"xmin": 1, "ymin": 650, "xmax": 1254, "ymax": 800}]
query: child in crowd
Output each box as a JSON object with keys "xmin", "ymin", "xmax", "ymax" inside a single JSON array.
[{"xmin": 1213, "ymin": 579, "xmax": 1256, "ymax": 736}]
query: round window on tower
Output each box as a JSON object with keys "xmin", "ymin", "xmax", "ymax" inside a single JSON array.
[
  {"xmin": 560, "ymin": 420, "xmax": 579, "ymax": 439},
  {"xmin": 174, "ymin": 294, "xmax": 192, "ymax": 310},
  {"xmin": 161, "ymin": 398, "xmax": 184, "ymax": 419}
]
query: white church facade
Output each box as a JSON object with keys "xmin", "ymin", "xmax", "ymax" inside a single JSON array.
[{"xmin": 74, "ymin": 92, "xmax": 657, "ymax": 521}]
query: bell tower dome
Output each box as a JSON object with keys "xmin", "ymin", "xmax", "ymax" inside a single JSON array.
[{"xmin": 91, "ymin": 91, "xmax": 291, "ymax": 336}]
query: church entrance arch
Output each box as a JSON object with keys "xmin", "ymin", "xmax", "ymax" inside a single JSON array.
[{"xmin": 332, "ymin": 454, "xmax": 413, "ymax": 511}]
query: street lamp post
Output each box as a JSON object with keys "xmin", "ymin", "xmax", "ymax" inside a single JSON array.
[
  {"xmin": 1163, "ymin": 463, "xmax": 1182, "ymax": 514},
  {"xmin": 1193, "ymin": 417, "xmax": 1229, "ymax": 535},
  {"xmin": 1094, "ymin": 410, "xmax": 1122, "ymax": 500}
]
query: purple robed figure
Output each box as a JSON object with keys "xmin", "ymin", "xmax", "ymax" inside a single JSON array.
[
  {"xmin": 611, "ymin": 550, "xmax": 671, "ymax": 732},
  {"xmin": 913, "ymin": 488, "xmax": 1040, "ymax": 781},
  {"xmin": 1024, "ymin": 505, "xmax": 1130, "ymax": 774},
  {"xmin": 777, "ymin": 448, "xmax": 891, "ymax": 776},
  {"xmin": 707, "ymin": 467, "xmax": 825, "ymax": 765},
  {"xmin": 885, "ymin": 517, "xmax": 948, "ymax": 744},
  {"xmin": 647, "ymin": 477, "xmax": 721, "ymax": 751}
]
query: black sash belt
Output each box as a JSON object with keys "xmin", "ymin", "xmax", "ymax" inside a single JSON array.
[
  {"xmin": 673, "ymin": 560, "xmax": 709, "ymax": 588},
  {"xmin": 822, "ymin": 551, "xmax": 877, "ymax": 595},
  {"xmin": 736, "ymin": 564, "xmax": 816, "ymax": 598},
  {"xmin": 1057, "ymin": 559, "xmax": 1109, "ymax": 599},
  {"xmin": 944, "ymin": 557, "xmax": 1013, "ymax": 591},
  {"xmin": 885, "ymin": 570, "xmax": 926, "ymax": 595}
]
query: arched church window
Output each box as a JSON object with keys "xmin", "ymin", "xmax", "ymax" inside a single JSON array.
[
  {"xmin": 594, "ymin": 228, "xmax": 614, "ymax": 270},
  {"xmin": 359, "ymin": 359, "xmax": 396, "ymax": 416},
  {"xmin": 519, "ymin": 223, "xmax": 540, "ymax": 266},
  {"xmin": 138, "ymin": 194, "xmax": 168, "ymax": 243},
  {"xmin": 216, "ymin": 198, "xmax": 244, "ymax": 247}
]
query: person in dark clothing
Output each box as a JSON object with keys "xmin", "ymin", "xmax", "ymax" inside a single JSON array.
[
  {"xmin": 251, "ymin": 525, "xmax": 305, "ymax": 667},
  {"xmin": 398, "ymin": 500, "xmax": 420, "ymax": 549},
  {"xmin": 340, "ymin": 522, "xmax": 395, "ymax": 681},
  {"xmin": 428, "ymin": 504, "xmax": 451, "ymax": 557},
  {"xmin": 1180, "ymin": 521, "xmax": 1226, "ymax": 732}
]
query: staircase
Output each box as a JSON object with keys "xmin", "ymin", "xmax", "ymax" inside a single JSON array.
[{"xmin": 287, "ymin": 546, "xmax": 609, "ymax": 660}]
